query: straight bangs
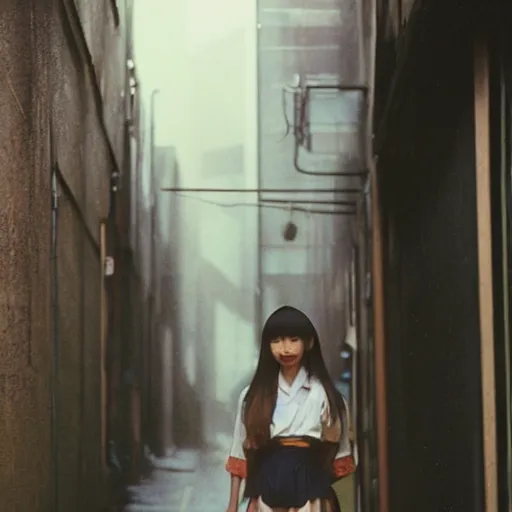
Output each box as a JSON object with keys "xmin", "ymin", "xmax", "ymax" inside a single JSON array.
[{"xmin": 261, "ymin": 305, "xmax": 317, "ymax": 344}]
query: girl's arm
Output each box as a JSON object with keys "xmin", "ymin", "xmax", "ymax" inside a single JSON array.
[
  {"xmin": 225, "ymin": 387, "xmax": 249, "ymax": 509},
  {"xmin": 227, "ymin": 475, "xmax": 242, "ymax": 511},
  {"xmin": 321, "ymin": 394, "xmax": 356, "ymax": 479},
  {"xmin": 332, "ymin": 396, "xmax": 356, "ymax": 479},
  {"xmin": 333, "ymin": 446, "xmax": 356, "ymax": 479}
]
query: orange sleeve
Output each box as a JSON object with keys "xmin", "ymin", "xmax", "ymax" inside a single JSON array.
[
  {"xmin": 225, "ymin": 455, "xmax": 247, "ymax": 479},
  {"xmin": 333, "ymin": 454, "xmax": 356, "ymax": 479}
]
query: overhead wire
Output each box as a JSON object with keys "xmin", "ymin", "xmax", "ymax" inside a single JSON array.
[{"xmin": 173, "ymin": 193, "xmax": 356, "ymax": 216}]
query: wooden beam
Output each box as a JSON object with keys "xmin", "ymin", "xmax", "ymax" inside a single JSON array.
[
  {"xmin": 474, "ymin": 39, "xmax": 498, "ymax": 512},
  {"xmin": 100, "ymin": 221, "xmax": 108, "ymax": 475}
]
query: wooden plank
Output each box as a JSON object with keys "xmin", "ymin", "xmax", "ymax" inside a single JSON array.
[
  {"xmin": 99, "ymin": 221, "xmax": 108, "ymax": 475},
  {"xmin": 474, "ymin": 39, "xmax": 498, "ymax": 512},
  {"xmin": 371, "ymin": 170, "xmax": 389, "ymax": 512}
]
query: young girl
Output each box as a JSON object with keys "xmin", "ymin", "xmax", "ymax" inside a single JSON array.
[{"xmin": 225, "ymin": 305, "xmax": 355, "ymax": 512}]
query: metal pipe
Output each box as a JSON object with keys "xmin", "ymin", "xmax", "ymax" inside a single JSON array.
[
  {"xmin": 255, "ymin": 0, "xmax": 263, "ymax": 340},
  {"xmin": 262, "ymin": 198, "xmax": 356, "ymax": 206},
  {"xmin": 148, "ymin": 88, "xmax": 159, "ymax": 455},
  {"xmin": 150, "ymin": 88, "xmax": 159, "ymax": 288},
  {"xmin": 305, "ymin": 84, "xmax": 368, "ymax": 91},
  {"xmin": 171, "ymin": 192, "xmax": 356, "ymax": 215},
  {"xmin": 161, "ymin": 187, "xmax": 361, "ymax": 194}
]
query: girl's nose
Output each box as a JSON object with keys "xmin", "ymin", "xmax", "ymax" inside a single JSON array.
[{"xmin": 282, "ymin": 341, "xmax": 292, "ymax": 352}]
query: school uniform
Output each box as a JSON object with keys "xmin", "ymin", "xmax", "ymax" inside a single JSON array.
[{"xmin": 226, "ymin": 367, "xmax": 355, "ymax": 511}]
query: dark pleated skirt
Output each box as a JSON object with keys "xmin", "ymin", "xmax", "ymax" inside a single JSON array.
[{"xmin": 244, "ymin": 437, "xmax": 341, "ymax": 510}]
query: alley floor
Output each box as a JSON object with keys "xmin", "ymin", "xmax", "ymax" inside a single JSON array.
[
  {"xmin": 124, "ymin": 446, "xmax": 243, "ymax": 512},
  {"xmin": 124, "ymin": 443, "xmax": 356, "ymax": 512}
]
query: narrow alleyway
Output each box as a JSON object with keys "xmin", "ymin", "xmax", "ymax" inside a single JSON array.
[{"xmin": 124, "ymin": 445, "xmax": 240, "ymax": 512}]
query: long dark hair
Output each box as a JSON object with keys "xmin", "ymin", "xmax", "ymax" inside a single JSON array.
[{"xmin": 243, "ymin": 305, "xmax": 345, "ymax": 448}]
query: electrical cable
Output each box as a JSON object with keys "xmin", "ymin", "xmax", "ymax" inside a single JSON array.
[
  {"xmin": 280, "ymin": 87, "xmax": 292, "ymax": 141},
  {"xmin": 279, "ymin": 83, "xmax": 301, "ymax": 142},
  {"xmin": 262, "ymin": 198, "xmax": 356, "ymax": 206},
  {"xmin": 174, "ymin": 193, "xmax": 356, "ymax": 216}
]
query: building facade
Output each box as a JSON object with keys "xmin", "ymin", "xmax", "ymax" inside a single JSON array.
[
  {"xmin": 370, "ymin": 0, "xmax": 512, "ymax": 511},
  {"xmin": 0, "ymin": 0, "xmax": 136, "ymax": 510}
]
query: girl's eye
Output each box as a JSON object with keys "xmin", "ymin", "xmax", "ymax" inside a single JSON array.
[
  {"xmin": 291, "ymin": 337, "xmax": 300, "ymax": 342},
  {"xmin": 270, "ymin": 339, "xmax": 279, "ymax": 344}
]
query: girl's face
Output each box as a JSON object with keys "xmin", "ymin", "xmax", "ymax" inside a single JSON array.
[{"xmin": 270, "ymin": 336, "xmax": 306, "ymax": 368}]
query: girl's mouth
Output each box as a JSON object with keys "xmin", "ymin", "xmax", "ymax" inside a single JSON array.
[{"xmin": 279, "ymin": 355, "xmax": 298, "ymax": 365}]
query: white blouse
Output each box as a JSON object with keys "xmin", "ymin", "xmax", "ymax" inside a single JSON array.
[{"xmin": 228, "ymin": 366, "xmax": 351, "ymax": 463}]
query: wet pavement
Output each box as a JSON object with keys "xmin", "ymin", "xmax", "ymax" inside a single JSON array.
[{"xmin": 124, "ymin": 445, "xmax": 243, "ymax": 512}]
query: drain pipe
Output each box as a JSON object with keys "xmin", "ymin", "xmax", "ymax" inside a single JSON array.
[
  {"xmin": 148, "ymin": 88, "xmax": 161, "ymax": 456},
  {"xmin": 50, "ymin": 162, "xmax": 60, "ymax": 512}
]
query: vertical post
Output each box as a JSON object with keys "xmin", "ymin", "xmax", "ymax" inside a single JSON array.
[
  {"xmin": 100, "ymin": 221, "xmax": 108, "ymax": 474},
  {"xmin": 149, "ymin": 88, "xmax": 160, "ymax": 455},
  {"xmin": 150, "ymin": 90, "xmax": 159, "ymax": 288},
  {"xmin": 474, "ymin": 39, "xmax": 498, "ymax": 512},
  {"xmin": 498, "ymin": 59, "xmax": 512, "ymax": 510},
  {"xmin": 371, "ymin": 170, "xmax": 389, "ymax": 512},
  {"xmin": 255, "ymin": 0, "xmax": 263, "ymax": 337}
]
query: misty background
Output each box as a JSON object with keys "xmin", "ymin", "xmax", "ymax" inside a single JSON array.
[{"xmin": 126, "ymin": 0, "xmax": 364, "ymax": 509}]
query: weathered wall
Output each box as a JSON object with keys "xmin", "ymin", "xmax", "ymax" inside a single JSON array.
[
  {"xmin": 80, "ymin": 233, "xmax": 104, "ymax": 503},
  {"xmin": 76, "ymin": 0, "xmax": 126, "ymax": 165},
  {"xmin": 50, "ymin": 0, "xmax": 128, "ymax": 504},
  {"xmin": 0, "ymin": 0, "xmax": 131, "ymax": 510},
  {"xmin": 0, "ymin": 1, "xmax": 53, "ymax": 510},
  {"xmin": 54, "ymin": 184, "xmax": 104, "ymax": 511}
]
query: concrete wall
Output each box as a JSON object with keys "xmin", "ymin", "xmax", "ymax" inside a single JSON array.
[
  {"xmin": 0, "ymin": 0, "xmax": 131, "ymax": 510},
  {"xmin": 257, "ymin": 0, "xmax": 362, "ymax": 382}
]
